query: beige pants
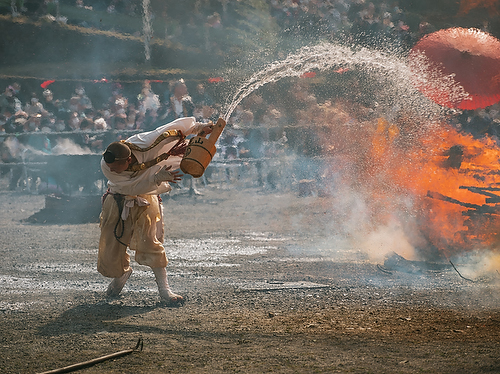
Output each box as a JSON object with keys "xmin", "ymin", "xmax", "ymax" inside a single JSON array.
[{"xmin": 98, "ymin": 193, "xmax": 168, "ymax": 278}]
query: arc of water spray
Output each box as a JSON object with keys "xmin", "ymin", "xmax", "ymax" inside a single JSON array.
[{"xmin": 223, "ymin": 42, "xmax": 444, "ymax": 121}]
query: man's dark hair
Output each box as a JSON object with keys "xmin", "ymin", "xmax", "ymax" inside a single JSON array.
[{"xmin": 103, "ymin": 141, "xmax": 131, "ymax": 163}]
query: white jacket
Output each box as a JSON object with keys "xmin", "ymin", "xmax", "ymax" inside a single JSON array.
[{"xmin": 101, "ymin": 117, "xmax": 203, "ymax": 195}]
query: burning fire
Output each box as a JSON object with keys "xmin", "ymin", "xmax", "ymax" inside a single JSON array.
[
  {"xmin": 414, "ymin": 126, "xmax": 500, "ymax": 257},
  {"xmin": 315, "ymin": 101, "xmax": 500, "ymax": 262}
]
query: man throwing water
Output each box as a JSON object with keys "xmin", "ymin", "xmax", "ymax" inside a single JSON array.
[{"xmin": 98, "ymin": 117, "xmax": 212, "ymax": 304}]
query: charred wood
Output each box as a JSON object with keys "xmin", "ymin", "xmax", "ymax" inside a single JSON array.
[
  {"xmin": 427, "ymin": 191, "xmax": 500, "ymax": 215},
  {"xmin": 459, "ymin": 186, "xmax": 500, "ymax": 203},
  {"xmin": 383, "ymin": 252, "xmax": 450, "ymax": 274}
]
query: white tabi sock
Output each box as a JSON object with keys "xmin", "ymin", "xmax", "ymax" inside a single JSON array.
[
  {"xmin": 152, "ymin": 267, "xmax": 183, "ymax": 302},
  {"xmin": 106, "ymin": 268, "xmax": 133, "ymax": 297}
]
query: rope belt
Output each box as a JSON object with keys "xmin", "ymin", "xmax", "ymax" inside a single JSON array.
[
  {"xmin": 102, "ymin": 191, "xmax": 127, "ymax": 246},
  {"xmin": 102, "ymin": 190, "xmax": 161, "ymax": 247}
]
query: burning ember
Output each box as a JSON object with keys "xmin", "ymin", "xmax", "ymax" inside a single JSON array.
[{"xmin": 314, "ymin": 101, "xmax": 500, "ymax": 266}]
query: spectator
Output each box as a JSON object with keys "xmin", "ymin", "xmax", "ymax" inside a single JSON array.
[
  {"xmin": 137, "ymin": 80, "xmax": 161, "ymax": 122},
  {"xmin": 4, "ymin": 111, "xmax": 28, "ymax": 133},
  {"xmin": 192, "ymin": 83, "xmax": 214, "ymax": 107},
  {"xmin": 94, "ymin": 117, "xmax": 109, "ymax": 131},
  {"xmin": 109, "ymin": 84, "xmax": 128, "ymax": 116},
  {"xmin": 41, "ymin": 89, "xmax": 61, "ymax": 117},
  {"xmin": 126, "ymin": 103, "xmax": 139, "ymax": 129},
  {"xmin": 67, "ymin": 111, "xmax": 82, "ymax": 131},
  {"xmin": 10, "ymin": 83, "xmax": 24, "ymax": 104},
  {"xmin": 68, "ymin": 95, "xmax": 80, "ymax": 114},
  {"xmin": 24, "ymin": 114, "xmax": 42, "ymax": 132},
  {"xmin": 89, "ymin": 117, "xmax": 114, "ymax": 153},
  {"xmin": 79, "ymin": 117, "xmax": 94, "ymax": 132},
  {"xmin": 54, "ymin": 118, "xmax": 67, "ymax": 132},
  {"xmin": 40, "ymin": 116, "xmax": 55, "ymax": 132},
  {"xmin": 161, "ymin": 79, "xmax": 195, "ymax": 122},
  {"xmin": 74, "ymin": 84, "xmax": 93, "ymax": 113},
  {"xmin": 113, "ymin": 114, "xmax": 128, "ymax": 131},
  {"xmin": 0, "ymin": 86, "xmax": 22, "ymax": 115},
  {"xmin": 162, "ymin": 80, "xmax": 176, "ymax": 104},
  {"xmin": 219, "ymin": 123, "xmax": 243, "ymax": 182},
  {"xmin": 235, "ymin": 110, "xmax": 266, "ymax": 186},
  {"xmin": 194, "ymin": 104, "xmax": 217, "ymax": 123},
  {"xmin": 24, "ymin": 93, "xmax": 45, "ymax": 117}
]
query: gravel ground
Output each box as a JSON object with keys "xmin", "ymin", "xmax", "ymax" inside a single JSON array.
[{"xmin": 1, "ymin": 185, "xmax": 500, "ymax": 374}]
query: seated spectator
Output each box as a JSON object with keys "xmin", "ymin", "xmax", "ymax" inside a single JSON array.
[
  {"xmin": 137, "ymin": 88, "xmax": 160, "ymax": 126},
  {"xmin": 113, "ymin": 114, "xmax": 128, "ymax": 131},
  {"xmin": 79, "ymin": 117, "xmax": 94, "ymax": 132},
  {"xmin": 41, "ymin": 89, "xmax": 61, "ymax": 117},
  {"xmin": 192, "ymin": 83, "xmax": 214, "ymax": 107},
  {"xmin": 160, "ymin": 79, "xmax": 194, "ymax": 122},
  {"xmin": 109, "ymin": 85, "xmax": 128, "ymax": 116},
  {"xmin": 40, "ymin": 116, "xmax": 55, "ymax": 132},
  {"xmin": 194, "ymin": 104, "xmax": 217, "ymax": 123},
  {"xmin": 54, "ymin": 118, "xmax": 67, "ymax": 132},
  {"xmin": 1, "ymin": 110, "xmax": 13, "ymax": 132},
  {"xmin": 24, "ymin": 114, "xmax": 42, "ymax": 132},
  {"xmin": 5, "ymin": 111, "xmax": 28, "ymax": 133},
  {"xmin": 126, "ymin": 103, "xmax": 139, "ymax": 129},
  {"xmin": 261, "ymin": 107, "xmax": 284, "ymax": 127},
  {"xmin": 24, "ymin": 93, "xmax": 45, "ymax": 117},
  {"xmin": 161, "ymin": 80, "xmax": 176, "ymax": 104},
  {"xmin": 74, "ymin": 84, "xmax": 93, "ymax": 112},
  {"xmin": 94, "ymin": 117, "xmax": 109, "ymax": 131},
  {"xmin": 141, "ymin": 108, "xmax": 159, "ymax": 131},
  {"xmin": 0, "ymin": 86, "xmax": 22, "ymax": 115},
  {"xmin": 88, "ymin": 117, "xmax": 114, "ymax": 153},
  {"xmin": 68, "ymin": 95, "xmax": 81, "ymax": 114}
]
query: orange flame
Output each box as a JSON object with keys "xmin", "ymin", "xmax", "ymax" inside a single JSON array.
[{"xmin": 316, "ymin": 102, "xmax": 500, "ymax": 259}]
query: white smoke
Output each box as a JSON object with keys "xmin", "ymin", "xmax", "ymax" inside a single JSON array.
[
  {"xmin": 357, "ymin": 222, "xmax": 417, "ymax": 262},
  {"xmin": 51, "ymin": 138, "xmax": 92, "ymax": 155}
]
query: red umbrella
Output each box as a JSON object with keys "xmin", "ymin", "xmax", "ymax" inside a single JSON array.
[{"xmin": 408, "ymin": 27, "xmax": 500, "ymax": 110}]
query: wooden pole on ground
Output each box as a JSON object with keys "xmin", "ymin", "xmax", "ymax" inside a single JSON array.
[{"xmin": 36, "ymin": 338, "xmax": 143, "ymax": 374}]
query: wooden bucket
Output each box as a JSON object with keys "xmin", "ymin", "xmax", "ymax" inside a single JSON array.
[{"xmin": 180, "ymin": 117, "xmax": 226, "ymax": 178}]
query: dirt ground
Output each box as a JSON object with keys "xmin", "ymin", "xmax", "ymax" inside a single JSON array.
[{"xmin": 1, "ymin": 184, "xmax": 500, "ymax": 374}]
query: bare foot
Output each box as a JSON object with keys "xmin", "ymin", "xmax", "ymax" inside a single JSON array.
[
  {"xmin": 106, "ymin": 268, "xmax": 133, "ymax": 297},
  {"xmin": 159, "ymin": 288, "xmax": 184, "ymax": 305}
]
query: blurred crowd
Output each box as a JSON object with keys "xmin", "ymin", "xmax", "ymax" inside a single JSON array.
[
  {"xmin": 0, "ymin": 79, "xmax": 215, "ymax": 155},
  {"xmin": 2, "ymin": 0, "xmax": 500, "ymax": 193},
  {"xmin": 2, "ymin": 73, "xmax": 499, "ymax": 195},
  {"xmin": 0, "ymin": 78, "xmax": 293, "ymax": 192}
]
